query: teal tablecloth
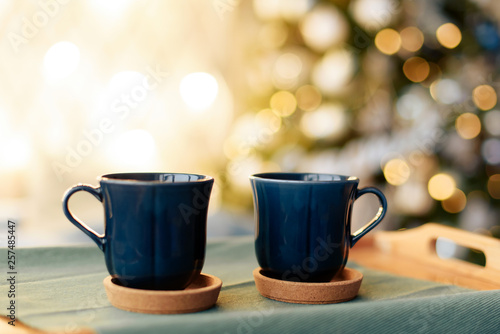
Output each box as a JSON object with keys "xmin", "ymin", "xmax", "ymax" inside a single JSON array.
[{"xmin": 2, "ymin": 237, "xmax": 500, "ymax": 333}]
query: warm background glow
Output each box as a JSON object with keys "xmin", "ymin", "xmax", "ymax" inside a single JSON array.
[
  {"xmin": 0, "ymin": 0, "xmax": 235, "ymax": 245},
  {"xmin": 1, "ymin": 0, "xmax": 499, "ymax": 246}
]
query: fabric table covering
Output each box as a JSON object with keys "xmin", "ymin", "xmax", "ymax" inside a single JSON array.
[{"xmin": 3, "ymin": 236, "xmax": 500, "ymax": 333}]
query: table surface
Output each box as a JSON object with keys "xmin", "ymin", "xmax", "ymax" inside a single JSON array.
[{"xmin": 2, "ymin": 236, "xmax": 500, "ymax": 334}]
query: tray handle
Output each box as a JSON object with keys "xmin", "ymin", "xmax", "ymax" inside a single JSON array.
[{"xmin": 375, "ymin": 223, "xmax": 500, "ymax": 273}]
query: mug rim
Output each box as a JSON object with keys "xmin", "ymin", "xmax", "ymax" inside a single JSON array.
[
  {"xmin": 99, "ymin": 172, "xmax": 214, "ymax": 185},
  {"xmin": 250, "ymin": 172, "xmax": 359, "ymax": 183}
]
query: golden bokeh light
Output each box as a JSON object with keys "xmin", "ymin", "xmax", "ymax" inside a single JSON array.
[
  {"xmin": 300, "ymin": 103, "xmax": 347, "ymax": 140},
  {"xmin": 300, "ymin": 4, "xmax": 349, "ymax": 51},
  {"xmin": 428, "ymin": 173, "xmax": 456, "ymax": 201},
  {"xmin": 255, "ymin": 108, "xmax": 282, "ymax": 133},
  {"xmin": 403, "ymin": 57, "xmax": 430, "ymax": 83},
  {"xmin": 312, "ymin": 48, "xmax": 355, "ymax": 95},
  {"xmin": 383, "ymin": 158, "xmax": 411, "ymax": 186},
  {"xmin": 296, "ymin": 85, "xmax": 322, "ymax": 111},
  {"xmin": 374, "ymin": 28, "xmax": 401, "ymax": 55},
  {"xmin": 259, "ymin": 21, "xmax": 288, "ymax": 49},
  {"xmin": 400, "ymin": 26, "xmax": 424, "ymax": 52},
  {"xmin": 441, "ymin": 189, "xmax": 467, "ymax": 213},
  {"xmin": 487, "ymin": 174, "xmax": 500, "ymax": 199},
  {"xmin": 472, "ymin": 85, "xmax": 497, "ymax": 111},
  {"xmin": 270, "ymin": 90, "xmax": 297, "ymax": 117},
  {"xmin": 179, "ymin": 72, "xmax": 219, "ymax": 111},
  {"xmin": 455, "ymin": 113, "xmax": 481, "ymax": 139},
  {"xmin": 274, "ymin": 53, "xmax": 303, "ymax": 80},
  {"xmin": 436, "ymin": 23, "xmax": 462, "ymax": 49}
]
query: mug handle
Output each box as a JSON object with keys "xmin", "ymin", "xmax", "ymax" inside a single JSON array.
[
  {"xmin": 62, "ymin": 184, "xmax": 106, "ymax": 252},
  {"xmin": 351, "ymin": 187, "xmax": 387, "ymax": 247}
]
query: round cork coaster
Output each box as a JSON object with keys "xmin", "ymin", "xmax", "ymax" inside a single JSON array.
[
  {"xmin": 103, "ymin": 273, "xmax": 222, "ymax": 314},
  {"xmin": 253, "ymin": 267, "xmax": 363, "ymax": 304}
]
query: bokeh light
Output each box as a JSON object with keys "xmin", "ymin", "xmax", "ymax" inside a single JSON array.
[
  {"xmin": 0, "ymin": 134, "xmax": 32, "ymax": 170},
  {"xmin": 274, "ymin": 53, "xmax": 303, "ymax": 81},
  {"xmin": 396, "ymin": 88, "xmax": 430, "ymax": 120},
  {"xmin": 259, "ymin": 21, "xmax": 288, "ymax": 49},
  {"xmin": 300, "ymin": 4, "xmax": 349, "ymax": 52},
  {"xmin": 252, "ymin": 0, "xmax": 283, "ymax": 21},
  {"xmin": 295, "ymin": 85, "xmax": 322, "ymax": 111},
  {"xmin": 312, "ymin": 48, "xmax": 355, "ymax": 95},
  {"xmin": 300, "ymin": 103, "xmax": 347, "ymax": 140},
  {"xmin": 483, "ymin": 110, "xmax": 500, "ymax": 136},
  {"xmin": 442, "ymin": 189, "xmax": 467, "ymax": 213},
  {"xmin": 350, "ymin": 0, "xmax": 397, "ymax": 32},
  {"xmin": 487, "ymin": 174, "xmax": 500, "ymax": 199},
  {"xmin": 270, "ymin": 90, "xmax": 297, "ymax": 117},
  {"xmin": 455, "ymin": 113, "xmax": 481, "ymax": 139},
  {"xmin": 383, "ymin": 158, "xmax": 410, "ymax": 186},
  {"xmin": 108, "ymin": 129, "xmax": 156, "ymax": 168},
  {"xmin": 403, "ymin": 57, "xmax": 430, "ymax": 83},
  {"xmin": 482, "ymin": 138, "xmax": 500, "ymax": 164},
  {"xmin": 280, "ymin": 0, "xmax": 314, "ymax": 21},
  {"xmin": 43, "ymin": 41, "xmax": 80, "ymax": 82},
  {"xmin": 400, "ymin": 26, "xmax": 424, "ymax": 52},
  {"xmin": 430, "ymin": 79, "xmax": 463, "ymax": 105},
  {"xmin": 436, "ymin": 23, "xmax": 462, "ymax": 49},
  {"xmin": 179, "ymin": 72, "xmax": 219, "ymax": 111},
  {"xmin": 255, "ymin": 108, "xmax": 282, "ymax": 133},
  {"xmin": 374, "ymin": 28, "xmax": 401, "ymax": 55},
  {"xmin": 394, "ymin": 181, "xmax": 434, "ymax": 215},
  {"xmin": 472, "ymin": 85, "xmax": 497, "ymax": 111},
  {"xmin": 224, "ymin": 109, "xmax": 281, "ymax": 158},
  {"xmin": 253, "ymin": 0, "xmax": 313, "ymax": 21},
  {"xmin": 428, "ymin": 173, "xmax": 456, "ymax": 200}
]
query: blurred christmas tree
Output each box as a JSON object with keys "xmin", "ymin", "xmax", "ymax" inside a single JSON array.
[{"xmin": 221, "ymin": 0, "xmax": 500, "ymax": 236}]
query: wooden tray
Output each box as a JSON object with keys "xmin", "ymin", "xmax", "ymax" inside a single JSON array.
[{"xmin": 350, "ymin": 223, "xmax": 500, "ymax": 290}]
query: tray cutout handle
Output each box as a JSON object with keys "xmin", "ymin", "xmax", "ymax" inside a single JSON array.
[{"xmin": 375, "ymin": 223, "xmax": 500, "ymax": 273}]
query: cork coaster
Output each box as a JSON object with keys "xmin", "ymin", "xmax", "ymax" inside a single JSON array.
[
  {"xmin": 103, "ymin": 273, "xmax": 222, "ymax": 314},
  {"xmin": 253, "ymin": 267, "xmax": 363, "ymax": 304}
]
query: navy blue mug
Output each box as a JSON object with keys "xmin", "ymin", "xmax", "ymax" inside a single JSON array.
[
  {"xmin": 250, "ymin": 172, "xmax": 387, "ymax": 282},
  {"xmin": 62, "ymin": 172, "xmax": 214, "ymax": 290}
]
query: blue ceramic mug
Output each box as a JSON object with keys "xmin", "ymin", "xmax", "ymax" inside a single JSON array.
[
  {"xmin": 62, "ymin": 172, "xmax": 214, "ymax": 290},
  {"xmin": 250, "ymin": 172, "xmax": 387, "ymax": 282}
]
